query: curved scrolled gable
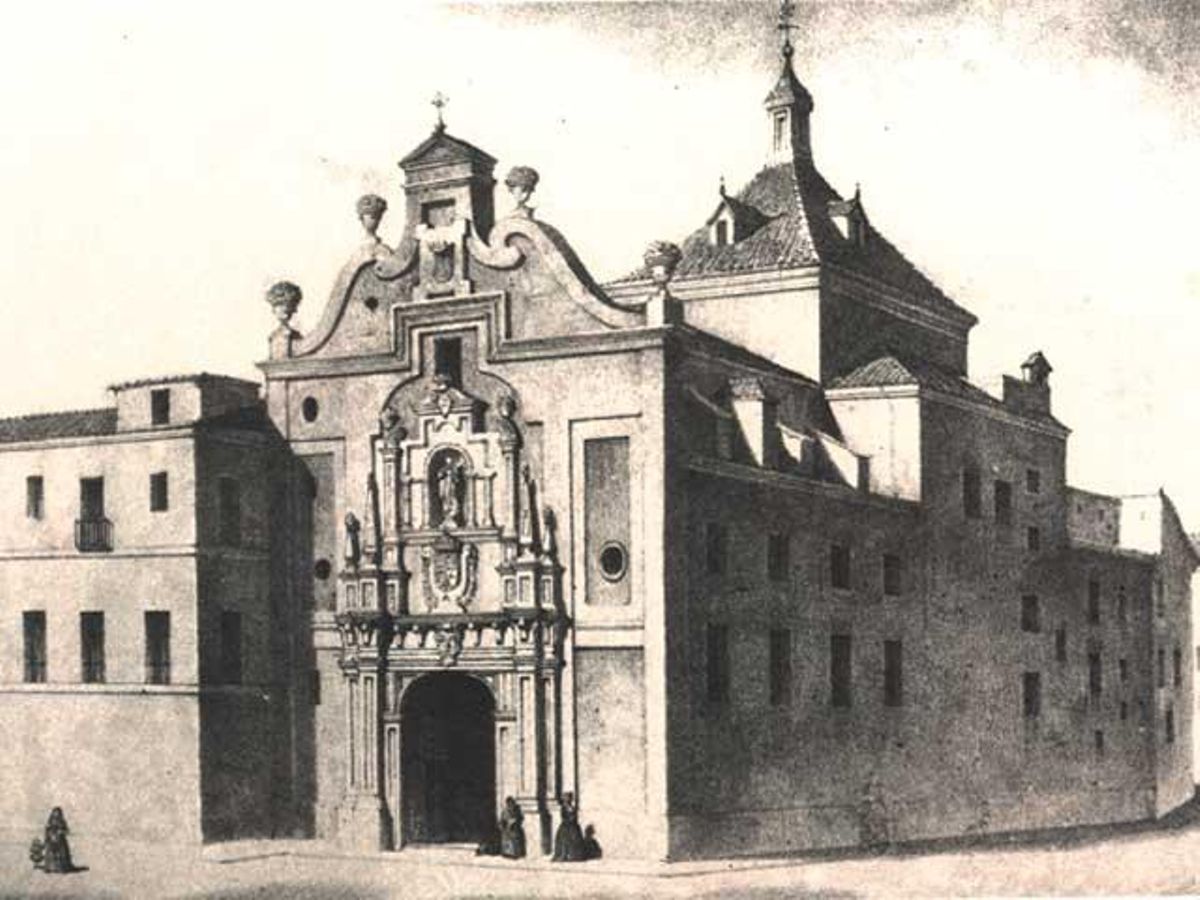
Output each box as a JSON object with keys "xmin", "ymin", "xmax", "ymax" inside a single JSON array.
[
  {"xmin": 291, "ymin": 238, "xmax": 419, "ymax": 358},
  {"xmin": 471, "ymin": 216, "xmax": 644, "ymax": 330}
]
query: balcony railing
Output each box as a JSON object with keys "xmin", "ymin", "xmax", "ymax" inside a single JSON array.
[{"xmin": 74, "ymin": 517, "xmax": 113, "ymax": 553}]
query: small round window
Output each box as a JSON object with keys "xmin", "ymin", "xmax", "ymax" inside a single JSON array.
[
  {"xmin": 314, "ymin": 559, "xmax": 332, "ymax": 581},
  {"xmin": 364, "ymin": 296, "xmax": 380, "ymax": 312},
  {"xmin": 302, "ymin": 397, "xmax": 319, "ymax": 423},
  {"xmin": 598, "ymin": 541, "xmax": 628, "ymax": 582}
]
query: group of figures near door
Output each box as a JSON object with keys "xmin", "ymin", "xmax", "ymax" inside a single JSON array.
[
  {"xmin": 476, "ymin": 794, "xmax": 601, "ymax": 862},
  {"xmin": 29, "ymin": 807, "xmax": 77, "ymax": 875}
]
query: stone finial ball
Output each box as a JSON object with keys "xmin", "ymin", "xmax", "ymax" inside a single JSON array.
[
  {"xmin": 643, "ymin": 240, "xmax": 682, "ymax": 279},
  {"xmin": 356, "ymin": 194, "xmax": 388, "ymax": 218},
  {"xmin": 504, "ymin": 166, "xmax": 540, "ymax": 192}
]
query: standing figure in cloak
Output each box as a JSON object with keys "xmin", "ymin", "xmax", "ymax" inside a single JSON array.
[
  {"xmin": 551, "ymin": 793, "xmax": 587, "ymax": 862},
  {"xmin": 41, "ymin": 807, "xmax": 74, "ymax": 874},
  {"xmin": 499, "ymin": 796, "xmax": 526, "ymax": 860}
]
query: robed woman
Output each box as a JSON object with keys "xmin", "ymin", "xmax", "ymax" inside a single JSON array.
[
  {"xmin": 551, "ymin": 793, "xmax": 587, "ymax": 862},
  {"xmin": 42, "ymin": 808, "xmax": 74, "ymax": 873},
  {"xmin": 499, "ymin": 796, "xmax": 526, "ymax": 860}
]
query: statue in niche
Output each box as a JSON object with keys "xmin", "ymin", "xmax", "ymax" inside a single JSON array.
[
  {"xmin": 435, "ymin": 454, "xmax": 467, "ymax": 528},
  {"xmin": 344, "ymin": 512, "xmax": 362, "ymax": 566}
]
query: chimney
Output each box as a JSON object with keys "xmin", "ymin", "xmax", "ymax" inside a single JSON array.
[
  {"xmin": 730, "ymin": 376, "xmax": 777, "ymax": 467},
  {"xmin": 1003, "ymin": 351, "xmax": 1052, "ymax": 416}
]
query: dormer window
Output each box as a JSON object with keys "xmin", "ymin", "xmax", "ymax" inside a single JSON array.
[{"xmin": 715, "ymin": 220, "xmax": 729, "ymax": 247}]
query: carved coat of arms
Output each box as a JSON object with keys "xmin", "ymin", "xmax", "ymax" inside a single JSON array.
[{"xmin": 421, "ymin": 530, "xmax": 479, "ymax": 612}]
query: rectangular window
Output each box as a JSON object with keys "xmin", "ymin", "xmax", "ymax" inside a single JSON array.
[
  {"xmin": 433, "ymin": 336, "xmax": 463, "ymax": 388},
  {"xmin": 310, "ymin": 669, "xmax": 322, "ymax": 706},
  {"xmin": 882, "ymin": 554, "xmax": 903, "ymax": 596},
  {"xmin": 150, "ymin": 388, "xmax": 171, "ymax": 425},
  {"xmin": 963, "ymin": 467, "xmax": 981, "ymax": 518},
  {"xmin": 1155, "ymin": 578, "xmax": 1165, "ymax": 618},
  {"xmin": 1166, "ymin": 707, "xmax": 1175, "ymax": 744},
  {"xmin": 26, "ymin": 476, "xmax": 44, "ymax": 520},
  {"xmin": 1157, "ymin": 648, "xmax": 1166, "ymax": 688},
  {"xmin": 145, "ymin": 611, "xmax": 171, "ymax": 685},
  {"xmin": 1026, "ymin": 468, "xmax": 1041, "ymax": 494},
  {"xmin": 149, "ymin": 471, "xmax": 169, "ymax": 512},
  {"xmin": 993, "ymin": 480, "xmax": 1012, "ymax": 525},
  {"xmin": 1173, "ymin": 646, "xmax": 1182, "ymax": 687},
  {"xmin": 80, "ymin": 611, "xmax": 105, "ymax": 684},
  {"xmin": 1020, "ymin": 595, "xmax": 1041, "ymax": 633},
  {"xmin": 831, "ymin": 633, "xmax": 852, "ymax": 708},
  {"xmin": 767, "ymin": 533, "xmax": 789, "ymax": 583},
  {"xmin": 1088, "ymin": 651, "xmax": 1102, "ymax": 698},
  {"xmin": 1119, "ymin": 657, "xmax": 1128, "ymax": 682},
  {"xmin": 1094, "ymin": 729, "xmax": 1105, "ymax": 757},
  {"xmin": 830, "ymin": 544, "xmax": 851, "ymax": 590},
  {"xmin": 1117, "ymin": 587, "xmax": 1127, "ymax": 625},
  {"xmin": 23, "ymin": 611, "xmax": 46, "ymax": 683},
  {"xmin": 220, "ymin": 610, "xmax": 243, "ymax": 685},
  {"xmin": 1023, "ymin": 671, "xmax": 1041, "ymax": 718},
  {"xmin": 1026, "ymin": 526, "xmax": 1041, "ymax": 553},
  {"xmin": 1087, "ymin": 580, "xmax": 1101, "ymax": 625},
  {"xmin": 219, "ymin": 478, "xmax": 242, "ymax": 546},
  {"xmin": 773, "ymin": 110, "xmax": 787, "ymax": 151},
  {"xmin": 715, "ymin": 220, "xmax": 729, "ymax": 247},
  {"xmin": 1055, "ymin": 625, "xmax": 1067, "ymax": 662},
  {"xmin": 1120, "ymin": 701, "xmax": 1128, "ymax": 722},
  {"xmin": 768, "ymin": 628, "xmax": 791, "ymax": 707},
  {"xmin": 705, "ymin": 624, "xmax": 729, "ymax": 704},
  {"xmin": 883, "ymin": 639, "xmax": 903, "ymax": 708},
  {"xmin": 704, "ymin": 523, "xmax": 725, "ymax": 576}
]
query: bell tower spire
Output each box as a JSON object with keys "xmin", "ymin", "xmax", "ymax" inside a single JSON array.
[{"xmin": 764, "ymin": 0, "xmax": 814, "ymax": 165}]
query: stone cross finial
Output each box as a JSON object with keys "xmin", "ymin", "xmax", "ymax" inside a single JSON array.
[
  {"xmin": 778, "ymin": 0, "xmax": 798, "ymax": 59},
  {"xmin": 432, "ymin": 91, "xmax": 449, "ymax": 130}
]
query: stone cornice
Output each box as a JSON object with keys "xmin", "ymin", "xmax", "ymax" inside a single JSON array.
[
  {"xmin": 683, "ymin": 454, "xmax": 919, "ymax": 513},
  {"xmin": 606, "ymin": 266, "xmax": 821, "ymax": 304},
  {"xmin": 0, "ymin": 426, "xmax": 194, "ymax": 454},
  {"xmin": 921, "ymin": 388, "xmax": 1070, "ymax": 440},
  {"xmin": 823, "ymin": 264, "xmax": 976, "ymax": 337},
  {"xmin": 826, "ymin": 382, "xmax": 1069, "ymax": 440},
  {"xmin": 259, "ymin": 325, "xmax": 670, "ymax": 381}
]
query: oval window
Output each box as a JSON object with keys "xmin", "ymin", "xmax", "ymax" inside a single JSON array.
[
  {"xmin": 598, "ymin": 542, "xmax": 628, "ymax": 582},
  {"xmin": 302, "ymin": 397, "xmax": 319, "ymax": 423},
  {"xmin": 314, "ymin": 559, "xmax": 332, "ymax": 581}
]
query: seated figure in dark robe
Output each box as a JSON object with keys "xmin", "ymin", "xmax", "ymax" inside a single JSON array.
[
  {"xmin": 499, "ymin": 796, "xmax": 526, "ymax": 860},
  {"xmin": 582, "ymin": 825, "xmax": 602, "ymax": 861},
  {"xmin": 551, "ymin": 793, "xmax": 587, "ymax": 862},
  {"xmin": 41, "ymin": 808, "xmax": 74, "ymax": 874}
]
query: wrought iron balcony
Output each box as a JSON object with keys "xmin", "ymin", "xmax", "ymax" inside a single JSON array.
[{"xmin": 74, "ymin": 517, "xmax": 113, "ymax": 553}]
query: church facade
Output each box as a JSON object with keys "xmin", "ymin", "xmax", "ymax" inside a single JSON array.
[{"xmin": 0, "ymin": 25, "xmax": 1194, "ymax": 862}]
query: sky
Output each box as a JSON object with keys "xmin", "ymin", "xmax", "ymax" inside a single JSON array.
[{"xmin": 0, "ymin": 0, "xmax": 1198, "ymax": 524}]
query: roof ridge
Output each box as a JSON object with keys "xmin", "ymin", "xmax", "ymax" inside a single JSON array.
[{"xmin": 0, "ymin": 405, "xmax": 114, "ymax": 425}]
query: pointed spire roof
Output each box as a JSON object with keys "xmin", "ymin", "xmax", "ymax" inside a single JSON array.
[{"xmin": 764, "ymin": 55, "xmax": 813, "ymax": 114}]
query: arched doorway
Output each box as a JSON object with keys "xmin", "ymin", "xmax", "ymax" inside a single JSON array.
[{"xmin": 400, "ymin": 672, "xmax": 496, "ymax": 845}]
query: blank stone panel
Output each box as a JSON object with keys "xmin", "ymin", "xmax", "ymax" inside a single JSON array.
[{"xmin": 583, "ymin": 437, "xmax": 631, "ymax": 606}]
